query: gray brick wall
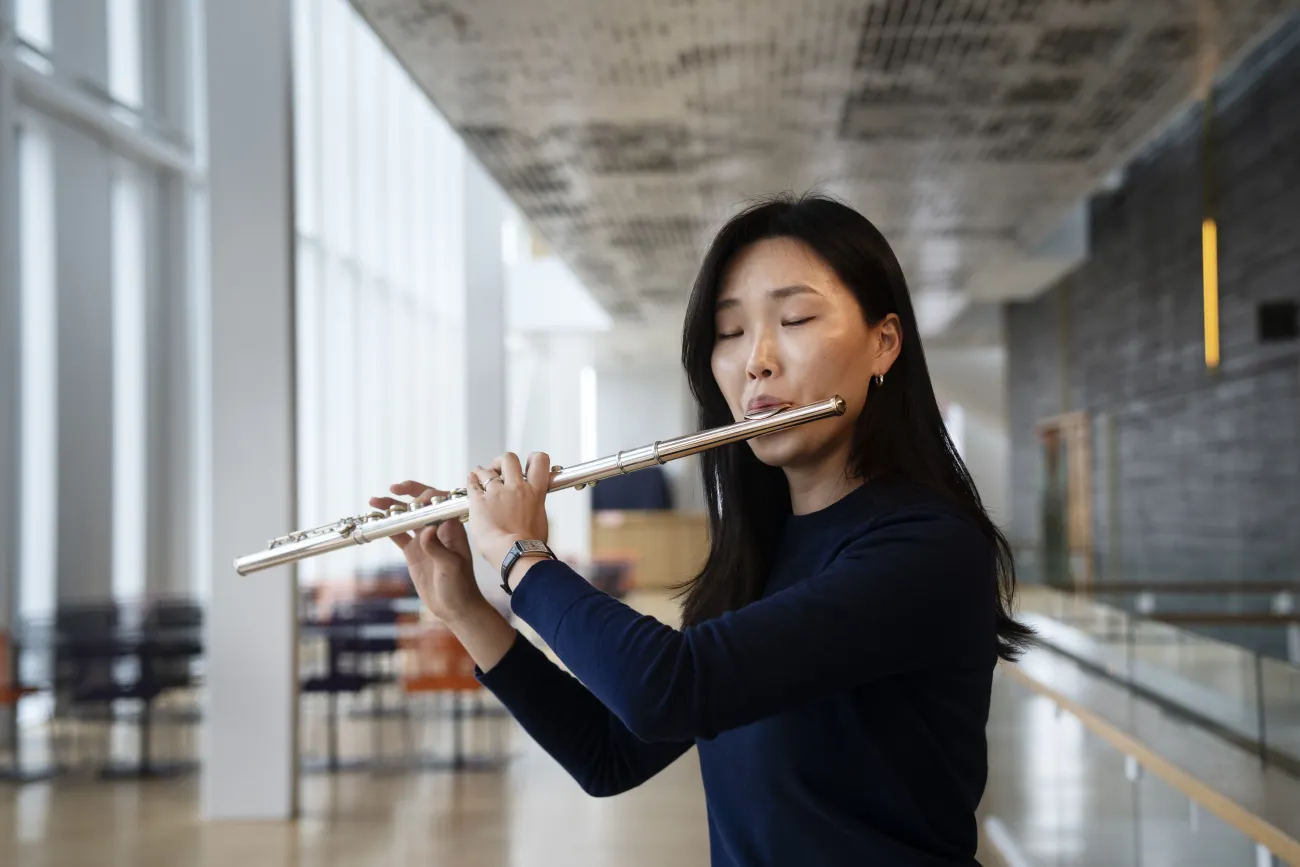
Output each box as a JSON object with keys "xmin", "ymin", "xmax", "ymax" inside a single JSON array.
[{"xmin": 1006, "ymin": 18, "xmax": 1300, "ymax": 651}]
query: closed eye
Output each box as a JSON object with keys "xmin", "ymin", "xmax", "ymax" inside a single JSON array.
[
  {"xmin": 717, "ymin": 329, "xmax": 743, "ymax": 340},
  {"xmin": 782, "ymin": 317, "xmax": 815, "ymax": 327}
]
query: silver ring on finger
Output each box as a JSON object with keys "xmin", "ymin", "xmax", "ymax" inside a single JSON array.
[{"xmin": 485, "ymin": 476, "xmax": 505, "ymax": 487}]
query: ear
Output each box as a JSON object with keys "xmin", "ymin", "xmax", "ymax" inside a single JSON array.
[{"xmin": 874, "ymin": 313, "xmax": 903, "ymax": 373}]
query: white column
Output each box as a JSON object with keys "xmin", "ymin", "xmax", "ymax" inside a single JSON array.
[
  {"xmin": 144, "ymin": 172, "xmax": 196, "ymax": 599},
  {"xmin": 201, "ymin": 0, "xmax": 298, "ymax": 822},
  {"xmin": 52, "ymin": 135, "xmax": 113, "ymax": 602},
  {"xmin": 51, "ymin": 0, "xmax": 108, "ymax": 88},
  {"xmin": 0, "ymin": 2, "xmax": 18, "ymax": 628},
  {"xmin": 138, "ymin": 0, "xmax": 195, "ymax": 602},
  {"xmin": 43, "ymin": 0, "xmax": 113, "ymax": 604}
]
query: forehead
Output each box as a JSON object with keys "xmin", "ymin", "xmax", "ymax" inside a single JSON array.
[{"xmin": 718, "ymin": 237, "xmax": 843, "ymax": 301}]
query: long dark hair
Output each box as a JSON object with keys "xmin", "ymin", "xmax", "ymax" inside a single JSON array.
[{"xmin": 678, "ymin": 192, "xmax": 1033, "ymax": 662}]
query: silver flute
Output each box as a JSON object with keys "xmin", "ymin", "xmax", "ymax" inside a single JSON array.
[{"xmin": 234, "ymin": 396, "xmax": 846, "ymax": 576}]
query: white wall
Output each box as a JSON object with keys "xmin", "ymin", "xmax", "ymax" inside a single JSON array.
[
  {"xmin": 505, "ymin": 254, "xmax": 611, "ymax": 334},
  {"xmin": 927, "ymin": 346, "xmax": 1011, "ymax": 528}
]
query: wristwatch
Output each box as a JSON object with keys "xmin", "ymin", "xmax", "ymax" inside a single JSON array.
[{"xmin": 500, "ymin": 539, "xmax": 555, "ymax": 595}]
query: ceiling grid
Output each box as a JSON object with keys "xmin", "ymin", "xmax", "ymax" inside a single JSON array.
[{"xmin": 353, "ymin": 0, "xmax": 1297, "ymax": 329}]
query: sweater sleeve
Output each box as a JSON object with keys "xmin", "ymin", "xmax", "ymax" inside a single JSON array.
[
  {"xmin": 475, "ymin": 629, "xmax": 693, "ymax": 796},
  {"xmin": 508, "ymin": 508, "xmax": 995, "ymax": 743}
]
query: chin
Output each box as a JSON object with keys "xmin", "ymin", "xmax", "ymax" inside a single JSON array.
[
  {"xmin": 747, "ymin": 429, "xmax": 823, "ymax": 468},
  {"xmin": 746, "ymin": 412, "xmax": 856, "ymax": 469}
]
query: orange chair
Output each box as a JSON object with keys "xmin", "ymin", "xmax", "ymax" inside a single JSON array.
[
  {"xmin": 310, "ymin": 576, "xmax": 411, "ymax": 607},
  {"xmin": 0, "ymin": 631, "xmax": 38, "ymax": 709},
  {"xmin": 0, "ymin": 632, "xmax": 13, "ymax": 699},
  {"xmin": 1, "ymin": 631, "xmax": 49, "ymax": 782},
  {"xmin": 395, "ymin": 616, "xmax": 508, "ymax": 771},
  {"xmin": 399, "ymin": 619, "xmax": 481, "ymax": 692}
]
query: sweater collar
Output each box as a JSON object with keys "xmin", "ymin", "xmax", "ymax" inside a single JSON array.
[{"xmin": 784, "ymin": 478, "xmax": 877, "ymax": 530}]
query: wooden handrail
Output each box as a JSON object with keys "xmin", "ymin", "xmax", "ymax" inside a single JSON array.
[
  {"xmin": 1002, "ymin": 660, "xmax": 1300, "ymax": 864},
  {"xmin": 1150, "ymin": 612, "xmax": 1299, "ymax": 626},
  {"xmin": 1080, "ymin": 582, "xmax": 1300, "ymax": 595}
]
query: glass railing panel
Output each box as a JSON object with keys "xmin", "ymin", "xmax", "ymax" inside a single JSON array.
[
  {"xmin": 1019, "ymin": 587, "xmax": 1133, "ymax": 678},
  {"xmin": 1133, "ymin": 762, "xmax": 1264, "ymax": 867},
  {"xmin": 985, "ymin": 669, "xmax": 1276, "ymax": 867},
  {"xmin": 1018, "ymin": 585, "xmax": 1300, "ymax": 777},
  {"xmin": 1128, "ymin": 616, "xmax": 1264, "ymax": 745},
  {"xmin": 1261, "ymin": 653, "xmax": 1300, "ymax": 766},
  {"xmin": 984, "ymin": 673, "xmax": 1139, "ymax": 867}
]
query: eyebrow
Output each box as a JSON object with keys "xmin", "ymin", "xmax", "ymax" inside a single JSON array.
[{"xmin": 716, "ymin": 283, "xmax": 821, "ymax": 311}]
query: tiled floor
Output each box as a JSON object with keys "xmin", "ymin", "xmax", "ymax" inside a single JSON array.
[
  {"xmin": 2, "ymin": 590, "xmax": 1294, "ymax": 866},
  {"xmin": 4, "ymin": 736, "xmax": 711, "ymax": 867}
]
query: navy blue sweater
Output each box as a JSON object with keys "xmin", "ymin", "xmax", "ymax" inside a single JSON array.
[{"xmin": 477, "ymin": 479, "xmax": 998, "ymax": 866}]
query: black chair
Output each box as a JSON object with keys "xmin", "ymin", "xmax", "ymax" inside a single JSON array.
[
  {"xmin": 592, "ymin": 464, "xmax": 674, "ymax": 510},
  {"xmin": 300, "ymin": 603, "xmax": 395, "ymax": 773},
  {"xmin": 53, "ymin": 600, "xmax": 199, "ymax": 778},
  {"xmin": 141, "ymin": 599, "xmax": 203, "ymax": 698},
  {"xmin": 52, "ymin": 603, "xmax": 122, "ymax": 717},
  {"xmin": 133, "ymin": 598, "xmax": 204, "ymax": 768}
]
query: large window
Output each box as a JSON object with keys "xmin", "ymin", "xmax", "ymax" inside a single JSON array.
[
  {"xmin": 110, "ymin": 161, "xmax": 147, "ymax": 603},
  {"xmin": 10, "ymin": 0, "xmax": 201, "ymax": 617},
  {"xmin": 292, "ymin": 0, "xmax": 470, "ymax": 582},
  {"xmin": 15, "ymin": 0, "xmax": 51, "ymax": 52},
  {"xmin": 17, "ymin": 118, "xmax": 56, "ymax": 622}
]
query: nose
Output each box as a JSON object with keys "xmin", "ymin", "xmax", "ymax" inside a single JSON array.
[{"xmin": 745, "ymin": 328, "xmax": 780, "ymax": 381}]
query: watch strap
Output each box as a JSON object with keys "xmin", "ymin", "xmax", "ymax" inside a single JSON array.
[{"xmin": 500, "ymin": 539, "xmax": 555, "ymax": 595}]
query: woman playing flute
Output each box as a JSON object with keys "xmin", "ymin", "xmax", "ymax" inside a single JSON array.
[{"xmin": 370, "ymin": 192, "xmax": 1032, "ymax": 867}]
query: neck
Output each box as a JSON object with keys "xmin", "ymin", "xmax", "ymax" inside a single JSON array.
[{"xmin": 784, "ymin": 441, "xmax": 863, "ymax": 515}]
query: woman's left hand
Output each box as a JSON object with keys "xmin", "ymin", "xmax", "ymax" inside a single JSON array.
[{"xmin": 467, "ymin": 451, "xmax": 554, "ymax": 570}]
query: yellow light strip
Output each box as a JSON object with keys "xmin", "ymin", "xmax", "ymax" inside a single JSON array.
[{"xmin": 1202, "ymin": 218, "xmax": 1220, "ymax": 369}]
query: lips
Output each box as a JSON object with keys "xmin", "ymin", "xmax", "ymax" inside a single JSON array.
[{"xmin": 744, "ymin": 397, "xmax": 794, "ymax": 418}]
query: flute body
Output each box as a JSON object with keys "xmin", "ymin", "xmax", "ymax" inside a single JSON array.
[{"xmin": 233, "ymin": 396, "xmax": 846, "ymax": 576}]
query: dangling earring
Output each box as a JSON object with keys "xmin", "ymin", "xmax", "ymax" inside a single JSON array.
[{"xmin": 874, "ymin": 373, "xmax": 884, "ymax": 387}]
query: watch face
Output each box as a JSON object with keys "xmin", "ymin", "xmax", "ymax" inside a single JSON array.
[{"xmin": 517, "ymin": 539, "xmax": 550, "ymax": 555}]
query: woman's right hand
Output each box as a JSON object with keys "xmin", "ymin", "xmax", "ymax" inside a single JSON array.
[{"xmin": 370, "ymin": 481, "xmax": 485, "ymax": 623}]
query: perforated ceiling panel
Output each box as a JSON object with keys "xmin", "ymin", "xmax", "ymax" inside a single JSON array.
[{"xmin": 352, "ymin": 0, "xmax": 1295, "ymax": 329}]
